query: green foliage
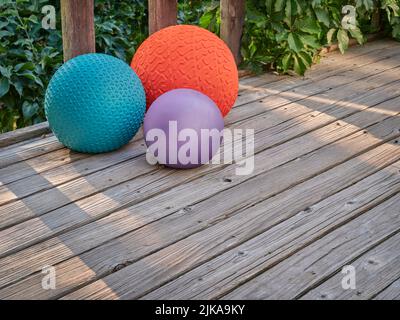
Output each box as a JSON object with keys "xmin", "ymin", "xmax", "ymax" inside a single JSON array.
[
  {"xmin": 0, "ymin": 0, "xmax": 62, "ymax": 132},
  {"xmin": 94, "ymin": 0, "xmax": 148, "ymax": 62},
  {"xmin": 0, "ymin": 0, "xmax": 148, "ymax": 133},
  {"xmin": 381, "ymin": 0, "xmax": 400, "ymax": 39},
  {"xmin": 0, "ymin": 0, "xmax": 399, "ymax": 133},
  {"xmin": 239, "ymin": 0, "xmax": 400, "ymax": 75}
]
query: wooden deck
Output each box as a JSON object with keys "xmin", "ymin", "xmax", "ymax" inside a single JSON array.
[{"xmin": 0, "ymin": 39, "xmax": 400, "ymax": 300}]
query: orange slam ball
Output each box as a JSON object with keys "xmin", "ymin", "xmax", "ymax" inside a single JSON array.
[{"xmin": 131, "ymin": 25, "xmax": 239, "ymax": 117}]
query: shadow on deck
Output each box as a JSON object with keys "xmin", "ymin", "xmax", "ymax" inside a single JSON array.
[{"xmin": 0, "ymin": 39, "xmax": 399, "ymax": 300}]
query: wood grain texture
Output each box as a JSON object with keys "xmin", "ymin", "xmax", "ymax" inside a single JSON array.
[
  {"xmin": 223, "ymin": 195, "xmax": 400, "ymax": 300},
  {"xmin": 1, "ymin": 88, "xmax": 399, "ymax": 260},
  {"xmin": 145, "ymin": 161, "xmax": 400, "ymax": 300},
  {"xmin": 0, "ymin": 41, "xmax": 399, "ymax": 299},
  {"xmin": 220, "ymin": 0, "xmax": 245, "ymax": 64},
  {"xmin": 0, "ymin": 134, "xmax": 61, "ymax": 169},
  {"xmin": 49, "ymin": 121, "xmax": 400, "ymax": 298},
  {"xmin": 0, "ymin": 122, "xmax": 50, "ymax": 148},
  {"xmin": 301, "ymin": 232, "xmax": 400, "ymax": 300},
  {"xmin": 0, "ymin": 39, "xmax": 395, "ymax": 155},
  {"xmin": 63, "ymin": 150, "xmax": 400, "ymax": 300},
  {"xmin": 373, "ymin": 278, "xmax": 400, "ymax": 300},
  {"xmin": 60, "ymin": 0, "xmax": 95, "ymax": 61},
  {"xmin": 148, "ymin": 0, "xmax": 177, "ymax": 35},
  {"xmin": 1, "ymin": 109, "xmax": 399, "ymax": 294},
  {"xmin": 6, "ymin": 143, "xmax": 400, "ymax": 300},
  {"xmin": 1, "ymin": 67, "xmax": 400, "ymax": 291},
  {"xmin": 2, "ymin": 50, "xmax": 400, "ymax": 229}
]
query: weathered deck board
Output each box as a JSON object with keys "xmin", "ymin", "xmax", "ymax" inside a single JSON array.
[
  {"xmin": 63, "ymin": 149, "xmax": 400, "ymax": 300},
  {"xmin": 0, "ymin": 39, "xmax": 399, "ymax": 300},
  {"xmin": 301, "ymin": 232, "xmax": 400, "ymax": 300},
  {"xmin": 2, "ymin": 56, "xmax": 400, "ymax": 230},
  {"xmin": 222, "ymin": 195, "xmax": 400, "ymax": 300},
  {"xmin": 12, "ymin": 140, "xmax": 398, "ymax": 300},
  {"xmin": 144, "ymin": 161, "xmax": 400, "ymax": 300},
  {"xmin": 0, "ymin": 39, "xmax": 395, "ymax": 169},
  {"xmin": 3, "ymin": 45, "xmax": 399, "ymax": 194},
  {"xmin": 373, "ymin": 278, "xmax": 400, "ymax": 300},
  {"xmin": 1, "ymin": 95, "xmax": 399, "ymax": 263},
  {"xmin": 0, "ymin": 117, "xmax": 399, "ymax": 298}
]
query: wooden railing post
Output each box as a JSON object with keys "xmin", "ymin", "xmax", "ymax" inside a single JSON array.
[
  {"xmin": 148, "ymin": 0, "xmax": 178, "ymax": 35},
  {"xmin": 61, "ymin": 0, "xmax": 96, "ymax": 62},
  {"xmin": 220, "ymin": 0, "xmax": 245, "ymax": 65}
]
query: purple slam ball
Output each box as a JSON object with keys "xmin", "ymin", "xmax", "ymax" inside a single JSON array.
[{"xmin": 144, "ymin": 88, "xmax": 224, "ymax": 169}]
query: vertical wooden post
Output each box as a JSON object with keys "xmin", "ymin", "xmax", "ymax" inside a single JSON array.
[
  {"xmin": 220, "ymin": 0, "xmax": 245, "ymax": 65},
  {"xmin": 148, "ymin": 0, "xmax": 178, "ymax": 35},
  {"xmin": 61, "ymin": 0, "xmax": 96, "ymax": 62},
  {"xmin": 371, "ymin": 8, "xmax": 381, "ymax": 33}
]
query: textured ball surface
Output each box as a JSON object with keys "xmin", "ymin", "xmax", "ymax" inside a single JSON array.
[
  {"xmin": 131, "ymin": 25, "xmax": 238, "ymax": 117},
  {"xmin": 45, "ymin": 53, "xmax": 146, "ymax": 153},
  {"xmin": 144, "ymin": 89, "xmax": 224, "ymax": 169}
]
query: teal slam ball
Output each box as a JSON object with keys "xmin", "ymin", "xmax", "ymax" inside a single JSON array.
[{"xmin": 45, "ymin": 53, "xmax": 146, "ymax": 153}]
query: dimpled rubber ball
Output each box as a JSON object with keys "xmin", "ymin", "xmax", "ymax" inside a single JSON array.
[
  {"xmin": 45, "ymin": 53, "xmax": 146, "ymax": 153},
  {"xmin": 131, "ymin": 25, "xmax": 238, "ymax": 117},
  {"xmin": 144, "ymin": 88, "xmax": 224, "ymax": 169}
]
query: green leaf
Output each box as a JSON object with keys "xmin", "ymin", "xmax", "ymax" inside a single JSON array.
[
  {"xmin": 274, "ymin": 0, "xmax": 286, "ymax": 12},
  {"xmin": 298, "ymin": 51, "xmax": 313, "ymax": 68},
  {"xmin": 0, "ymin": 77, "xmax": 10, "ymax": 98},
  {"xmin": 327, "ymin": 28, "xmax": 337, "ymax": 44},
  {"xmin": 314, "ymin": 8, "xmax": 330, "ymax": 27},
  {"xmin": 17, "ymin": 71, "xmax": 44, "ymax": 87},
  {"xmin": 18, "ymin": 71, "xmax": 36, "ymax": 81},
  {"xmin": 22, "ymin": 101, "xmax": 39, "ymax": 120},
  {"xmin": 356, "ymin": 0, "xmax": 374, "ymax": 11},
  {"xmin": 0, "ymin": 20, "xmax": 9, "ymax": 29},
  {"xmin": 282, "ymin": 52, "xmax": 292, "ymax": 71},
  {"xmin": 288, "ymin": 32, "xmax": 303, "ymax": 52},
  {"xmin": 28, "ymin": 15, "xmax": 38, "ymax": 24},
  {"xmin": 285, "ymin": 0, "xmax": 298, "ymax": 19},
  {"xmin": 0, "ymin": 65, "xmax": 11, "ymax": 78},
  {"xmin": 14, "ymin": 62, "xmax": 35, "ymax": 72},
  {"xmin": 0, "ymin": 30, "xmax": 13, "ymax": 39},
  {"xmin": 301, "ymin": 35, "xmax": 320, "ymax": 49},
  {"xmin": 298, "ymin": 16, "xmax": 321, "ymax": 35},
  {"xmin": 293, "ymin": 54, "xmax": 306, "ymax": 75},
  {"xmin": 199, "ymin": 11, "xmax": 213, "ymax": 28},
  {"xmin": 337, "ymin": 29, "xmax": 349, "ymax": 54},
  {"xmin": 12, "ymin": 80, "xmax": 23, "ymax": 96},
  {"xmin": 349, "ymin": 27, "xmax": 365, "ymax": 45},
  {"xmin": 275, "ymin": 30, "xmax": 289, "ymax": 42}
]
